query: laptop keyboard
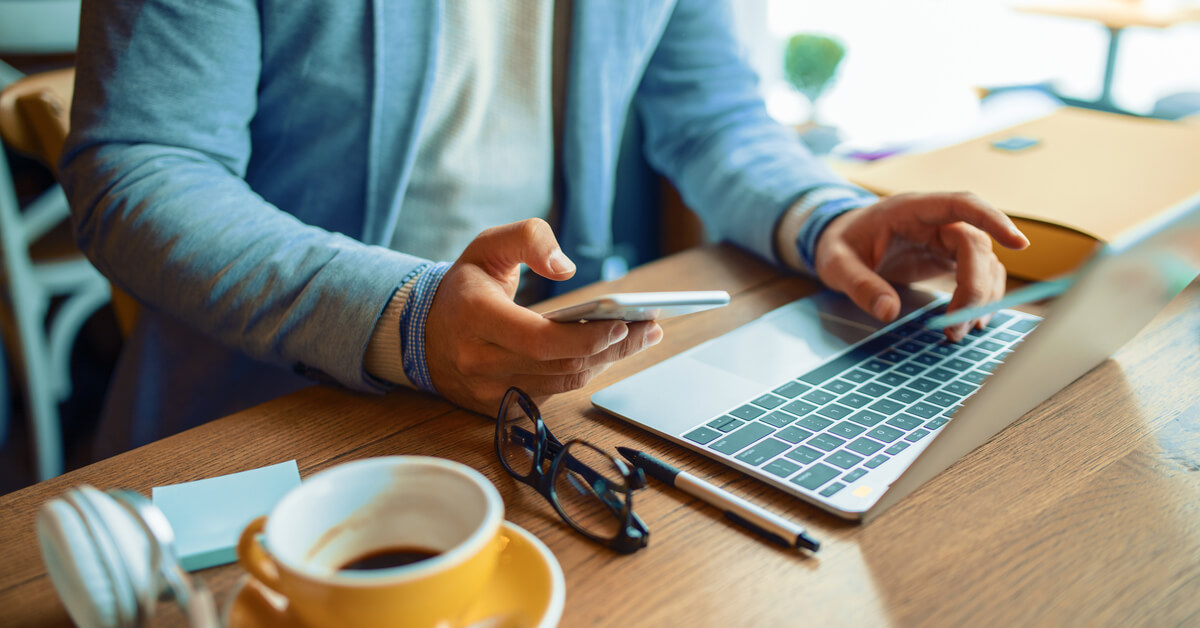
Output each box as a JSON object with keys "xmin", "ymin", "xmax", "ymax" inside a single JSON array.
[{"xmin": 679, "ymin": 304, "xmax": 1041, "ymax": 499}]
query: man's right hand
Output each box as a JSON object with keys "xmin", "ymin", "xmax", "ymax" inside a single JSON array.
[{"xmin": 425, "ymin": 219, "xmax": 663, "ymax": 416}]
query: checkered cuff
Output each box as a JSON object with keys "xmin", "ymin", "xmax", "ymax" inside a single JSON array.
[{"xmin": 400, "ymin": 261, "xmax": 452, "ymax": 393}]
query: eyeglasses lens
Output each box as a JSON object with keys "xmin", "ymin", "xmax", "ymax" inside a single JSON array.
[
  {"xmin": 498, "ymin": 392, "xmax": 540, "ymax": 477},
  {"xmin": 553, "ymin": 441, "xmax": 628, "ymax": 541}
]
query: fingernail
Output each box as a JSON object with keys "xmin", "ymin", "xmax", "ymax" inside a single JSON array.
[
  {"xmin": 548, "ymin": 249, "xmax": 575, "ymax": 274},
  {"xmin": 951, "ymin": 323, "xmax": 968, "ymax": 341},
  {"xmin": 610, "ymin": 323, "xmax": 629, "ymax": 345},
  {"xmin": 645, "ymin": 324, "xmax": 664, "ymax": 347},
  {"xmin": 872, "ymin": 295, "xmax": 894, "ymax": 321}
]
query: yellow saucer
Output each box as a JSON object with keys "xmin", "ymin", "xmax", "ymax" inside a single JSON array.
[{"xmin": 224, "ymin": 521, "xmax": 565, "ymax": 628}]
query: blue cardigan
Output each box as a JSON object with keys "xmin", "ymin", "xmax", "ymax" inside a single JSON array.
[{"xmin": 60, "ymin": 0, "xmax": 859, "ymax": 455}]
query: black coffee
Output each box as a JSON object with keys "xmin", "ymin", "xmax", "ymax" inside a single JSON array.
[{"xmin": 338, "ymin": 546, "xmax": 441, "ymax": 571}]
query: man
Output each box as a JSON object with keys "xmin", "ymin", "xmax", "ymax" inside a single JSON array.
[{"xmin": 61, "ymin": 0, "xmax": 1026, "ymax": 457}]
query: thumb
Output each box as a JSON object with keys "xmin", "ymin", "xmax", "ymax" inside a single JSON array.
[
  {"xmin": 823, "ymin": 251, "xmax": 902, "ymax": 323},
  {"xmin": 460, "ymin": 218, "xmax": 577, "ymax": 282}
]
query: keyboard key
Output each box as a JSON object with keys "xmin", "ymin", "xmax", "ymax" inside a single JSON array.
[
  {"xmin": 896, "ymin": 341, "xmax": 924, "ymax": 354},
  {"xmin": 842, "ymin": 468, "xmax": 869, "ymax": 483},
  {"xmin": 1009, "ymin": 318, "xmax": 1039, "ymax": 333},
  {"xmin": 960, "ymin": 349, "xmax": 988, "ymax": 363},
  {"xmin": 879, "ymin": 350, "xmax": 908, "ymax": 363},
  {"xmin": 764, "ymin": 458, "xmax": 801, "ymax": 478},
  {"xmin": 925, "ymin": 368, "xmax": 956, "ymax": 382},
  {"xmin": 822, "ymin": 379, "xmax": 855, "ymax": 394},
  {"xmin": 729, "ymin": 404, "xmax": 766, "ymax": 420},
  {"xmin": 864, "ymin": 455, "xmax": 889, "ymax": 468},
  {"xmin": 877, "ymin": 372, "xmax": 909, "ymax": 388},
  {"xmin": 807, "ymin": 433, "xmax": 846, "ymax": 452},
  {"xmin": 905, "ymin": 428, "xmax": 932, "ymax": 442},
  {"xmin": 819, "ymin": 482, "xmax": 846, "ymax": 497},
  {"xmin": 735, "ymin": 438, "xmax": 792, "ymax": 466},
  {"xmin": 772, "ymin": 381, "xmax": 812, "ymax": 399},
  {"xmin": 717, "ymin": 418, "xmax": 745, "ymax": 432},
  {"xmin": 838, "ymin": 392, "xmax": 872, "ymax": 409},
  {"xmin": 914, "ymin": 331, "xmax": 944, "ymax": 345},
  {"xmin": 825, "ymin": 450, "xmax": 864, "ymax": 470},
  {"xmin": 860, "ymin": 359, "xmax": 891, "ymax": 373},
  {"xmin": 848, "ymin": 410, "xmax": 887, "ymax": 427},
  {"xmin": 886, "ymin": 414, "xmax": 924, "ymax": 430},
  {"xmin": 859, "ymin": 382, "xmax": 892, "ymax": 397},
  {"xmin": 752, "ymin": 393, "xmax": 787, "ymax": 410},
  {"xmin": 707, "ymin": 416, "xmax": 734, "ymax": 430},
  {"xmin": 895, "ymin": 363, "xmax": 927, "ymax": 376},
  {"xmin": 979, "ymin": 361, "xmax": 1002, "ymax": 373},
  {"xmin": 792, "ymin": 464, "xmax": 840, "ymax": 490},
  {"xmin": 907, "ymin": 402, "xmax": 940, "ymax": 419},
  {"xmin": 912, "ymin": 353, "xmax": 942, "ymax": 366},
  {"xmin": 943, "ymin": 405, "xmax": 961, "ymax": 418},
  {"xmin": 925, "ymin": 417, "xmax": 949, "ymax": 430},
  {"xmin": 711, "ymin": 422, "xmax": 774, "ymax": 455},
  {"xmin": 817, "ymin": 404, "xmax": 853, "ymax": 420},
  {"xmin": 758, "ymin": 411, "xmax": 794, "ymax": 428},
  {"xmin": 993, "ymin": 331, "xmax": 1019, "ymax": 343},
  {"xmin": 843, "ymin": 369, "xmax": 873, "ymax": 383},
  {"xmin": 929, "ymin": 343, "xmax": 958, "ymax": 356},
  {"xmin": 785, "ymin": 445, "xmax": 823, "ymax": 464},
  {"xmin": 782, "ymin": 400, "xmax": 819, "ymax": 417},
  {"xmin": 977, "ymin": 340, "xmax": 1004, "ymax": 353},
  {"xmin": 885, "ymin": 441, "xmax": 911, "ymax": 455},
  {"xmin": 829, "ymin": 421, "xmax": 867, "ymax": 438},
  {"xmin": 961, "ymin": 370, "xmax": 989, "ymax": 385},
  {"xmin": 944, "ymin": 358, "xmax": 973, "ymax": 372},
  {"xmin": 987, "ymin": 311, "xmax": 1014, "ymax": 328},
  {"xmin": 775, "ymin": 425, "xmax": 814, "ymax": 444},
  {"xmin": 795, "ymin": 415, "xmax": 834, "ymax": 432},
  {"xmin": 943, "ymin": 380, "xmax": 976, "ymax": 396},
  {"xmin": 683, "ymin": 426, "xmax": 721, "ymax": 445},
  {"xmin": 798, "ymin": 334, "xmax": 896, "ymax": 384},
  {"xmin": 907, "ymin": 377, "xmax": 939, "ymax": 393},
  {"xmin": 866, "ymin": 425, "xmax": 905, "ymax": 442},
  {"xmin": 802, "ymin": 389, "xmax": 837, "ymax": 405},
  {"xmin": 925, "ymin": 391, "xmax": 961, "ymax": 407},
  {"xmin": 887, "ymin": 388, "xmax": 922, "ymax": 404},
  {"xmin": 846, "ymin": 437, "xmax": 884, "ymax": 456},
  {"xmin": 869, "ymin": 399, "xmax": 905, "ymax": 415}
]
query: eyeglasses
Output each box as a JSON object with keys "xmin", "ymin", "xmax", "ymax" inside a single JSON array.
[{"xmin": 495, "ymin": 387, "xmax": 649, "ymax": 554}]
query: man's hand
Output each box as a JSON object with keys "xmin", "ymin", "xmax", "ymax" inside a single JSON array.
[
  {"xmin": 425, "ymin": 219, "xmax": 662, "ymax": 415},
  {"xmin": 814, "ymin": 192, "xmax": 1029, "ymax": 342}
]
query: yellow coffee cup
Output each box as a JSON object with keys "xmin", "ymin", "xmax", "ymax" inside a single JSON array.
[{"xmin": 236, "ymin": 456, "xmax": 505, "ymax": 628}]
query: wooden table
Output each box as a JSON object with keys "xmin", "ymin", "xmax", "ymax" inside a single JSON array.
[{"xmin": 3, "ymin": 244, "xmax": 1199, "ymax": 626}]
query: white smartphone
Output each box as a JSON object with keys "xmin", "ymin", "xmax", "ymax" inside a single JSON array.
[{"xmin": 542, "ymin": 290, "xmax": 730, "ymax": 322}]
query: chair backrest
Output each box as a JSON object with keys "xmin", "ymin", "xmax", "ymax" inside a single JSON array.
[
  {"xmin": 0, "ymin": 67, "xmax": 74, "ymax": 172},
  {"xmin": 0, "ymin": 67, "xmax": 140, "ymax": 337}
]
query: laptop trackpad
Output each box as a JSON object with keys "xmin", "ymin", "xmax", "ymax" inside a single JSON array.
[{"xmin": 593, "ymin": 293, "xmax": 882, "ymax": 436}]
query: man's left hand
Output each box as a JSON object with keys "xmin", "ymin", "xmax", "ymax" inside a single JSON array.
[{"xmin": 814, "ymin": 192, "xmax": 1029, "ymax": 342}]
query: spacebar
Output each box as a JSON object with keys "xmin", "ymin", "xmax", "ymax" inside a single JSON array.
[{"xmin": 797, "ymin": 334, "xmax": 894, "ymax": 385}]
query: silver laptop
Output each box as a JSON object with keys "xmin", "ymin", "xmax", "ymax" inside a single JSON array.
[{"xmin": 594, "ymin": 192, "xmax": 1200, "ymax": 522}]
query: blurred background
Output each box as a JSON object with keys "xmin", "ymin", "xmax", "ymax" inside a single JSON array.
[{"xmin": 1, "ymin": 0, "xmax": 1198, "ymax": 494}]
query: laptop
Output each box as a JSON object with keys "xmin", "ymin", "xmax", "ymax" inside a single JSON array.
[{"xmin": 593, "ymin": 191, "xmax": 1200, "ymax": 522}]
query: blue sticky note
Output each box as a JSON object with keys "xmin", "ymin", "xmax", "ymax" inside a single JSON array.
[
  {"xmin": 991, "ymin": 135, "xmax": 1040, "ymax": 152},
  {"xmin": 152, "ymin": 460, "xmax": 302, "ymax": 571}
]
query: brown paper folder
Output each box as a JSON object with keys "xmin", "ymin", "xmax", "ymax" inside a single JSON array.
[{"xmin": 843, "ymin": 107, "xmax": 1200, "ymax": 280}]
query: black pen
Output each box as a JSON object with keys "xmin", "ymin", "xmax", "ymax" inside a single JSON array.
[{"xmin": 617, "ymin": 447, "xmax": 819, "ymax": 552}]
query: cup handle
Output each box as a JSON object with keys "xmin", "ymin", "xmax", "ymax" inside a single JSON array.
[{"xmin": 237, "ymin": 516, "xmax": 283, "ymax": 593}]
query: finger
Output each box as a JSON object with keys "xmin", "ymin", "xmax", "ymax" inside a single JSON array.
[
  {"xmin": 459, "ymin": 218, "xmax": 577, "ymax": 282},
  {"xmin": 978, "ymin": 255, "xmax": 1009, "ymax": 330},
  {"xmin": 820, "ymin": 243, "xmax": 902, "ymax": 322},
  {"xmin": 900, "ymin": 192, "xmax": 1029, "ymax": 250},
  {"xmin": 472, "ymin": 294, "xmax": 633, "ymax": 361},
  {"xmin": 488, "ymin": 322, "xmax": 663, "ymax": 376},
  {"xmin": 942, "ymin": 226, "xmax": 996, "ymax": 341}
]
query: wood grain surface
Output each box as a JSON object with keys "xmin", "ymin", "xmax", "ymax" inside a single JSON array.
[{"xmin": 2, "ymin": 244, "xmax": 1197, "ymax": 627}]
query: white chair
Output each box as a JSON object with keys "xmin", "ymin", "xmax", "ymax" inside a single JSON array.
[{"xmin": 0, "ymin": 67, "xmax": 111, "ymax": 480}]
